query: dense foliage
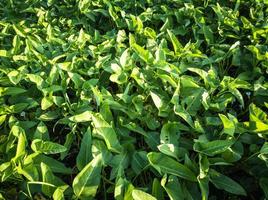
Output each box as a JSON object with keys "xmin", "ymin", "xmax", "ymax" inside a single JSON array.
[{"xmin": 0, "ymin": 0, "xmax": 268, "ymax": 199}]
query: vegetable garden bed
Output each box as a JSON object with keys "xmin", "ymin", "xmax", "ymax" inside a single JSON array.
[{"xmin": 0, "ymin": 0, "xmax": 268, "ymax": 199}]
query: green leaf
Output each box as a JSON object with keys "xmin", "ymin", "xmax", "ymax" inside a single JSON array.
[
  {"xmin": 60, "ymin": 132, "xmax": 75, "ymax": 160},
  {"xmin": 0, "ymin": 87, "xmax": 26, "ymax": 96},
  {"xmin": 41, "ymin": 96, "xmax": 54, "ymax": 110},
  {"xmin": 160, "ymin": 122, "xmax": 180, "ymax": 145},
  {"xmin": 27, "ymin": 74, "xmax": 44, "ymax": 87},
  {"xmin": 152, "ymin": 178, "xmax": 164, "ymax": 200},
  {"xmin": 132, "ymin": 43, "xmax": 153, "ymax": 64},
  {"xmin": 229, "ymin": 87, "xmax": 244, "ymax": 108},
  {"xmin": 167, "ymin": 29, "xmax": 183, "ymax": 55},
  {"xmin": 161, "ymin": 174, "xmax": 184, "ymax": 200},
  {"xmin": 259, "ymin": 178, "xmax": 268, "ymax": 198},
  {"xmin": 39, "ymin": 111, "xmax": 59, "ymax": 121},
  {"xmin": 0, "ymin": 50, "xmax": 10, "ymax": 57},
  {"xmin": 157, "ymin": 144, "xmax": 180, "ymax": 160},
  {"xmin": 131, "ymin": 151, "xmax": 148, "ymax": 175},
  {"xmin": 147, "ymin": 152, "xmax": 197, "ymax": 182},
  {"xmin": 198, "ymin": 176, "xmax": 209, "ymax": 200},
  {"xmin": 14, "ymin": 130, "xmax": 27, "ymax": 161},
  {"xmin": 41, "ymin": 162, "xmax": 57, "ymax": 196},
  {"xmin": 69, "ymin": 111, "xmax": 92, "ymax": 122},
  {"xmin": 120, "ymin": 48, "xmax": 129, "ymax": 67},
  {"xmin": 7, "ymin": 70, "xmax": 22, "ymax": 85},
  {"xmin": 132, "ymin": 189, "xmax": 157, "ymax": 200},
  {"xmin": 194, "ymin": 140, "xmax": 234, "ymax": 156},
  {"xmin": 73, "ymin": 154, "xmax": 102, "ymax": 198},
  {"xmin": 34, "ymin": 121, "xmax": 50, "ymax": 140},
  {"xmin": 34, "ymin": 154, "xmax": 72, "ymax": 174},
  {"xmin": 53, "ymin": 185, "xmax": 68, "ymax": 200},
  {"xmin": 210, "ymin": 170, "xmax": 246, "ymax": 196},
  {"xmin": 174, "ymin": 104, "xmax": 194, "ymax": 128},
  {"xmin": 219, "ymin": 114, "xmax": 235, "ymax": 136},
  {"xmin": 150, "ymin": 91, "xmax": 163, "ymax": 110},
  {"xmin": 31, "ymin": 139, "xmax": 67, "ymax": 154},
  {"xmin": 76, "ymin": 127, "xmax": 93, "ymax": 171},
  {"xmin": 203, "ymin": 25, "xmax": 214, "ymax": 44},
  {"xmin": 91, "ymin": 114, "xmax": 122, "ymax": 153}
]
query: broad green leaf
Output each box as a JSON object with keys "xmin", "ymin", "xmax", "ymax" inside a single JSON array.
[
  {"xmin": 91, "ymin": 114, "xmax": 122, "ymax": 153},
  {"xmin": 174, "ymin": 104, "xmax": 194, "ymax": 128},
  {"xmin": 210, "ymin": 170, "xmax": 246, "ymax": 196},
  {"xmin": 147, "ymin": 152, "xmax": 197, "ymax": 182},
  {"xmin": 242, "ymin": 121, "xmax": 268, "ymax": 133},
  {"xmin": 110, "ymin": 152, "xmax": 129, "ymax": 180},
  {"xmin": 27, "ymin": 74, "xmax": 44, "ymax": 87},
  {"xmin": 17, "ymin": 163, "xmax": 39, "ymax": 182},
  {"xmin": 160, "ymin": 122, "xmax": 180, "ymax": 145},
  {"xmin": 33, "ymin": 154, "xmax": 72, "ymax": 174},
  {"xmin": 132, "ymin": 189, "xmax": 157, "ymax": 200},
  {"xmin": 0, "ymin": 87, "xmax": 26, "ymax": 96},
  {"xmin": 31, "ymin": 139, "xmax": 67, "ymax": 154},
  {"xmin": 193, "ymin": 140, "xmax": 234, "ymax": 156},
  {"xmin": 41, "ymin": 96, "xmax": 54, "ymax": 110},
  {"xmin": 249, "ymin": 104, "xmax": 268, "ymax": 123},
  {"xmin": 120, "ymin": 49, "xmax": 129, "ymax": 67},
  {"xmin": 157, "ymin": 144, "xmax": 180, "ymax": 160},
  {"xmin": 0, "ymin": 115, "xmax": 6, "ymax": 126},
  {"xmin": 229, "ymin": 87, "xmax": 244, "ymax": 108},
  {"xmin": 73, "ymin": 154, "xmax": 102, "ymax": 198},
  {"xmin": 34, "ymin": 121, "xmax": 50, "ymax": 140},
  {"xmin": 131, "ymin": 151, "xmax": 148, "ymax": 175},
  {"xmin": 53, "ymin": 185, "xmax": 68, "ymax": 200},
  {"xmin": 150, "ymin": 91, "xmax": 163, "ymax": 110},
  {"xmin": 41, "ymin": 162, "xmax": 57, "ymax": 196},
  {"xmin": 7, "ymin": 70, "xmax": 22, "ymax": 85},
  {"xmin": 132, "ymin": 43, "xmax": 153, "ymax": 64},
  {"xmin": 219, "ymin": 114, "xmax": 235, "ymax": 136},
  {"xmin": 259, "ymin": 142, "xmax": 268, "ymax": 163},
  {"xmin": 39, "ymin": 111, "xmax": 59, "ymax": 121},
  {"xmin": 161, "ymin": 174, "xmax": 184, "ymax": 200},
  {"xmin": 69, "ymin": 111, "xmax": 92, "ymax": 122}
]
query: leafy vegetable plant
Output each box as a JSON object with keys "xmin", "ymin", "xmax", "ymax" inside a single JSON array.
[{"xmin": 0, "ymin": 0, "xmax": 268, "ymax": 199}]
